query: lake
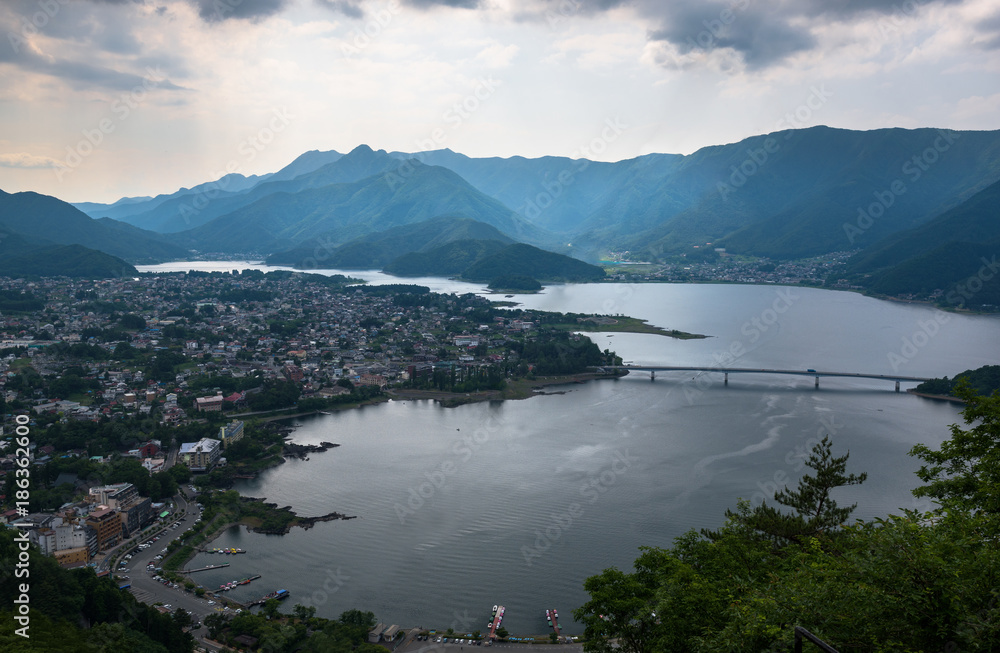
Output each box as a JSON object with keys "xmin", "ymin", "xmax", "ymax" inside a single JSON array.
[{"xmin": 140, "ymin": 263, "xmax": 1000, "ymax": 635}]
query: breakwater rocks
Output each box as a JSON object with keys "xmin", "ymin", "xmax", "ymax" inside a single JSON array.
[
  {"xmin": 240, "ymin": 497, "xmax": 357, "ymax": 535},
  {"xmin": 283, "ymin": 440, "xmax": 340, "ymax": 459}
]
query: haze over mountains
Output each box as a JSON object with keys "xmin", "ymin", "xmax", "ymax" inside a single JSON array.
[{"xmin": 1, "ymin": 126, "xmax": 998, "ymax": 292}]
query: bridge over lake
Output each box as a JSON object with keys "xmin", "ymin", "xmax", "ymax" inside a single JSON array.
[{"xmin": 599, "ymin": 365, "xmax": 932, "ymax": 392}]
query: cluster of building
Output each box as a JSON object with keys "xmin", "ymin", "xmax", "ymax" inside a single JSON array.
[
  {"xmin": 605, "ymin": 250, "xmax": 858, "ymax": 287},
  {"xmin": 0, "ymin": 273, "xmax": 572, "ymax": 563},
  {"xmin": 0, "ymin": 273, "xmax": 544, "ymax": 431},
  {"xmin": 4, "ymin": 481, "xmax": 163, "ymax": 567},
  {"xmin": 176, "ymin": 420, "xmax": 242, "ymax": 472},
  {"xmin": 369, "ymin": 622, "xmax": 403, "ymax": 646}
]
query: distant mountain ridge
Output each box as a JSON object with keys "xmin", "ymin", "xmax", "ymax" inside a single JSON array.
[
  {"xmin": 0, "ymin": 189, "xmax": 188, "ymax": 263},
  {"xmin": 835, "ymin": 178, "xmax": 1000, "ymax": 308},
  {"xmin": 14, "ymin": 126, "xmax": 1000, "ymax": 290},
  {"xmin": 267, "ymin": 217, "xmax": 602, "ymax": 284},
  {"xmin": 266, "ymin": 215, "xmax": 515, "ymax": 269},
  {"xmin": 169, "ymin": 152, "xmax": 546, "ymax": 253}
]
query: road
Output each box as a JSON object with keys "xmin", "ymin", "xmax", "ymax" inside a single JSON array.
[
  {"xmin": 395, "ymin": 638, "xmax": 583, "ymax": 653},
  {"xmin": 110, "ymin": 487, "xmax": 228, "ymax": 642}
]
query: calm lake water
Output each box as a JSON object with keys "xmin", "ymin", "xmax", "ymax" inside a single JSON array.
[{"xmin": 142, "ymin": 263, "xmax": 1000, "ymax": 635}]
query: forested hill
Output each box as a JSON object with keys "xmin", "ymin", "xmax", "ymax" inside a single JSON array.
[{"xmin": 915, "ymin": 364, "xmax": 1000, "ymax": 397}]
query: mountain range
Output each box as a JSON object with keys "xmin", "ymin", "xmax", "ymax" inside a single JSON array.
[{"xmin": 1, "ymin": 126, "xmax": 997, "ymax": 290}]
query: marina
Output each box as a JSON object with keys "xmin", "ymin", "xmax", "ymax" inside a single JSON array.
[
  {"xmin": 183, "ymin": 563, "xmax": 231, "ymax": 574},
  {"xmin": 208, "ymin": 547, "xmax": 246, "ymax": 555},
  {"xmin": 217, "ymin": 574, "xmax": 262, "ymax": 592},
  {"xmin": 248, "ymin": 589, "xmax": 291, "ymax": 606},
  {"xmin": 546, "ymin": 609, "xmax": 561, "ymax": 637},
  {"xmin": 488, "ymin": 605, "xmax": 505, "ymax": 640}
]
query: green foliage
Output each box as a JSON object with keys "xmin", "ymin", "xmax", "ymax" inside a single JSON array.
[
  {"xmin": 180, "ymin": 157, "xmax": 531, "ymax": 255},
  {"xmin": 911, "ymin": 381, "xmax": 1000, "ymax": 516},
  {"xmin": 384, "ymin": 238, "xmax": 508, "ymax": 276},
  {"xmin": 488, "ymin": 274, "xmax": 542, "ymax": 292},
  {"xmin": 0, "ymin": 289, "xmax": 45, "ymax": 312},
  {"xmin": 578, "ymin": 391, "xmax": 1000, "ymax": 652},
  {"xmin": 714, "ymin": 435, "xmax": 866, "ymax": 545},
  {"xmin": 246, "ymin": 380, "xmax": 301, "ymax": 411},
  {"xmin": 0, "ymin": 244, "xmax": 138, "ymax": 278},
  {"xmin": 119, "ymin": 313, "xmax": 147, "ymax": 330},
  {"xmin": 461, "ymin": 243, "xmax": 606, "ymax": 283},
  {"xmin": 0, "ymin": 529, "xmax": 193, "ymax": 651},
  {"xmin": 217, "ymin": 288, "xmax": 274, "ymax": 303},
  {"xmin": 916, "ymin": 364, "xmax": 1000, "ymax": 397}
]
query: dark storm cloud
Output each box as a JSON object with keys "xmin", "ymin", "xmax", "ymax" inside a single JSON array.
[
  {"xmin": 507, "ymin": 0, "xmax": 967, "ymax": 69},
  {"xmin": 314, "ymin": 0, "xmax": 365, "ymax": 19},
  {"xmin": 977, "ymin": 10, "xmax": 1000, "ymax": 49},
  {"xmin": 638, "ymin": 0, "xmax": 969, "ymax": 69},
  {"xmin": 187, "ymin": 0, "xmax": 292, "ymax": 23},
  {"xmin": 400, "ymin": 0, "xmax": 482, "ymax": 8},
  {"xmin": 1, "ymin": 2, "xmax": 186, "ymax": 91},
  {"xmin": 0, "ymin": 43, "xmax": 185, "ymax": 92},
  {"xmin": 647, "ymin": 2, "xmax": 817, "ymax": 68}
]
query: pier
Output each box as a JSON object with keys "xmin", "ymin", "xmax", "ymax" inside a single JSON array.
[
  {"xmin": 183, "ymin": 563, "xmax": 230, "ymax": 573},
  {"xmin": 217, "ymin": 574, "xmax": 262, "ymax": 591},
  {"xmin": 546, "ymin": 609, "xmax": 561, "ymax": 637},
  {"xmin": 248, "ymin": 589, "xmax": 290, "ymax": 606},
  {"xmin": 488, "ymin": 605, "xmax": 505, "ymax": 640},
  {"xmin": 598, "ymin": 365, "xmax": 931, "ymax": 392}
]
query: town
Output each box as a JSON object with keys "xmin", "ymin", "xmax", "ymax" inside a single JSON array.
[{"xmin": 1, "ymin": 269, "xmax": 622, "ymax": 576}]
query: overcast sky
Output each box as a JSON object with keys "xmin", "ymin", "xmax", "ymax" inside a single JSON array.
[{"xmin": 1, "ymin": 0, "xmax": 999, "ymax": 203}]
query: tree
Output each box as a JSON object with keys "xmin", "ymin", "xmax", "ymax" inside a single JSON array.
[
  {"xmin": 293, "ymin": 604, "xmax": 316, "ymax": 622},
  {"xmin": 262, "ymin": 597, "xmax": 281, "ymax": 620},
  {"xmin": 717, "ymin": 435, "xmax": 866, "ymax": 545},
  {"xmin": 338, "ymin": 608, "xmax": 375, "ymax": 629},
  {"xmin": 495, "ymin": 627, "xmax": 509, "ymax": 641},
  {"xmin": 910, "ymin": 382, "xmax": 1000, "ymax": 517}
]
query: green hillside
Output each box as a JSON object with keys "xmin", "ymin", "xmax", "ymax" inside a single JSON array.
[
  {"xmin": 847, "ymin": 178, "xmax": 1000, "ymax": 274},
  {"xmin": 0, "ymin": 189, "xmax": 188, "ymax": 262},
  {"xmin": 174, "ymin": 162, "xmax": 542, "ymax": 254},
  {"xmin": 615, "ymin": 127, "xmax": 1000, "ymax": 260},
  {"xmin": 460, "ymin": 243, "xmax": 606, "ymax": 282},
  {"xmin": 858, "ymin": 239, "xmax": 1000, "ymax": 309},
  {"xmin": 0, "ymin": 243, "xmax": 138, "ymax": 278},
  {"xmin": 383, "ymin": 238, "xmax": 509, "ymax": 276},
  {"xmin": 267, "ymin": 215, "xmax": 514, "ymax": 268},
  {"xmin": 915, "ymin": 365, "xmax": 1000, "ymax": 397}
]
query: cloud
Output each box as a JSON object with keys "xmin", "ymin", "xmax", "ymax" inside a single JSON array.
[
  {"xmin": 474, "ymin": 43, "xmax": 519, "ymax": 68},
  {"xmin": 0, "ymin": 153, "xmax": 63, "ymax": 169},
  {"xmin": 500, "ymin": 0, "xmax": 970, "ymax": 70},
  {"xmin": 400, "ymin": 0, "xmax": 482, "ymax": 8},
  {"xmin": 646, "ymin": 3, "xmax": 817, "ymax": 70},
  {"xmin": 0, "ymin": 2, "xmax": 188, "ymax": 92},
  {"xmin": 976, "ymin": 10, "xmax": 1000, "ymax": 48},
  {"xmin": 314, "ymin": 0, "xmax": 365, "ymax": 19},
  {"xmin": 187, "ymin": 0, "xmax": 293, "ymax": 23}
]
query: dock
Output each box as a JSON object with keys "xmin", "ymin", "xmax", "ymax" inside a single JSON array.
[
  {"xmin": 217, "ymin": 574, "xmax": 262, "ymax": 591},
  {"xmin": 248, "ymin": 589, "xmax": 290, "ymax": 606},
  {"xmin": 546, "ymin": 609, "xmax": 561, "ymax": 636},
  {"xmin": 183, "ymin": 563, "xmax": 230, "ymax": 573},
  {"xmin": 488, "ymin": 605, "xmax": 505, "ymax": 639}
]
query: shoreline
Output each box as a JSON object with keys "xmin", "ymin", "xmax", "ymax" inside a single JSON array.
[
  {"xmin": 136, "ymin": 262, "xmax": 999, "ymax": 315},
  {"xmin": 386, "ymin": 371, "xmax": 625, "ymax": 407},
  {"xmin": 906, "ymin": 389, "xmax": 966, "ymax": 403}
]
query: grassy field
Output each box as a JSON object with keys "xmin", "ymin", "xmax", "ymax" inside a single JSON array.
[{"xmin": 550, "ymin": 316, "xmax": 707, "ymax": 339}]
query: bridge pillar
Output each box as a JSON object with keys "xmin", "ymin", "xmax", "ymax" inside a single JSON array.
[
  {"xmin": 815, "ymin": 376, "xmax": 819, "ymax": 389},
  {"xmin": 895, "ymin": 381, "xmax": 900, "ymax": 393},
  {"xmin": 724, "ymin": 372, "xmax": 728, "ymax": 386}
]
